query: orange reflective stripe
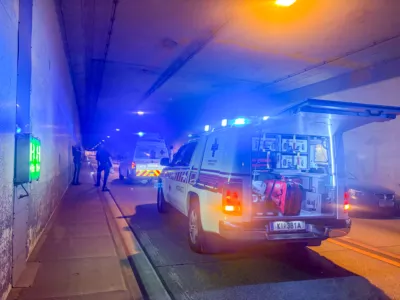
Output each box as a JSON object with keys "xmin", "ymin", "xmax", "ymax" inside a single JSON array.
[{"xmin": 136, "ymin": 170, "xmax": 147, "ymax": 176}]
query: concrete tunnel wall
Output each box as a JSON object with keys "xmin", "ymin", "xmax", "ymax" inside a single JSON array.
[
  {"xmin": 0, "ymin": 0, "xmax": 19, "ymax": 298},
  {"xmin": 321, "ymin": 77, "xmax": 400, "ymax": 196},
  {"xmin": 0, "ymin": 0, "xmax": 80, "ymax": 298}
]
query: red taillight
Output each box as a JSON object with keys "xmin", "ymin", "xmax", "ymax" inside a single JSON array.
[
  {"xmin": 222, "ymin": 188, "xmax": 242, "ymax": 216},
  {"xmin": 131, "ymin": 162, "xmax": 136, "ymax": 169},
  {"xmin": 344, "ymin": 190, "xmax": 350, "ymax": 212}
]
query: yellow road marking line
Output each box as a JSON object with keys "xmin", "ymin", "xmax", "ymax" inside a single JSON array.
[
  {"xmin": 328, "ymin": 239, "xmax": 400, "ymax": 268},
  {"xmin": 338, "ymin": 237, "xmax": 400, "ymax": 261}
]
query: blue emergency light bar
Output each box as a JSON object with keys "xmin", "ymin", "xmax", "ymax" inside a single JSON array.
[{"xmin": 234, "ymin": 118, "xmax": 246, "ymax": 125}]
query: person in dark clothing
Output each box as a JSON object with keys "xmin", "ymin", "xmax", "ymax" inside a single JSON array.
[
  {"xmin": 95, "ymin": 143, "xmax": 112, "ymax": 191},
  {"xmin": 72, "ymin": 143, "xmax": 82, "ymax": 185}
]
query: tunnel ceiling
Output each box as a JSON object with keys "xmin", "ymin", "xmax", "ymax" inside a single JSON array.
[{"xmin": 57, "ymin": 0, "xmax": 400, "ymax": 144}]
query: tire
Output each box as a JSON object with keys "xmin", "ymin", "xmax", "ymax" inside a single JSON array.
[
  {"xmin": 157, "ymin": 187, "xmax": 168, "ymax": 213},
  {"xmin": 188, "ymin": 201, "xmax": 222, "ymax": 254},
  {"xmin": 126, "ymin": 170, "xmax": 133, "ymax": 184}
]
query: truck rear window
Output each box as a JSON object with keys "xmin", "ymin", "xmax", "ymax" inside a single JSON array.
[{"xmin": 134, "ymin": 146, "xmax": 168, "ymax": 159}]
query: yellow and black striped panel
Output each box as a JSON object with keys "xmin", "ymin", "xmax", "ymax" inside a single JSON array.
[{"xmin": 136, "ymin": 170, "xmax": 162, "ymax": 177}]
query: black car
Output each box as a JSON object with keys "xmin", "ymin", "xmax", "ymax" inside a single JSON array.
[{"xmin": 346, "ymin": 173, "xmax": 398, "ymax": 216}]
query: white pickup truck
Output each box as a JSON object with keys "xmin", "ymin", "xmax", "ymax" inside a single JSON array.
[{"xmin": 156, "ymin": 99, "xmax": 400, "ymax": 253}]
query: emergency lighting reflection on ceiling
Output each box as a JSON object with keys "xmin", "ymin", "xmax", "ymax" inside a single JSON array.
[
  {"xmin": 275, "ymin": 0, "xmax": 296, "ymax": 6},
  {"xmin": 204, "ymin": 125, "xmax": 210, "ymax": 132},
  {"xmin": 221, "ymin": 119, "xmax": 228, "ymax": 127}
]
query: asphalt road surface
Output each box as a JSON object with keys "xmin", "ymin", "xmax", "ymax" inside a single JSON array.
[{"xmin": 92, "ymin": 160, "xmax": 400, "ymax": 300}]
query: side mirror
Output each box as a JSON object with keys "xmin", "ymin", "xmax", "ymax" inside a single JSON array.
[{"xmin": 160, "ymin": 157, "xmax": 170, "ymax": 167}]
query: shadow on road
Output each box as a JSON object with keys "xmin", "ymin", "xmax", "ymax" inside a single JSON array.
[{"xmin": 118, "ymin": 200, "xmax": 391, "ymax": 299}]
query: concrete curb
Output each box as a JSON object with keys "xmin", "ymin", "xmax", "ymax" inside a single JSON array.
[
  {"xmin": 99, "ymin": 190, "xmax": 144, "ymax": 300},
  {"xmin": 89, "ymin": 162, "xmax": 172, "ymax": 300}
]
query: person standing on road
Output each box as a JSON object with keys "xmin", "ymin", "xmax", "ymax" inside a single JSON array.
[
  {"xmin": 72, "ymin": 142, "xmax": 83, "ymax": 185},
  {"xmin": 95, "ymin": 143, "xmax": 112, "ymax": 191}
]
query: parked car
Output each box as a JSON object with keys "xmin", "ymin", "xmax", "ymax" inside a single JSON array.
[{"xmin": 346, "ymin": 172, "xmax": 397, "ymax": 216}]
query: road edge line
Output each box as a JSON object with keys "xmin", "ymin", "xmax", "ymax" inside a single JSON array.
[
  {"xmin": 89, "ymin": 161, "xmax": 172, "ymax": 300},
  {"xmin": 337, "ymin": 237, "xmax": 400, "ymax": 261},
  {"xmin": 105, "ymin": 190, "xmax": 172, "ymax": 300},
  {"xmin": 99, "ymin": 190, "xmax": 144, "ymax": 300},
  {"xmin": 328, "ymin": 239, "xmax": 400, "ymax": 268}
]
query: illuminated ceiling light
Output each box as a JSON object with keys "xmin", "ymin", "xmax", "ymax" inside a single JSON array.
[
  {"xmin": 275, "ymin": 0, "xmax": 296, "ymax": 7},
  {"xmin": 263, "ymin": 116, "xmax": 270, "ymax": 121},
  {"xmin": 116, "ymin": 128, "xmax": 120, "ymax": 132},
  {"xmin": 204, "ymin": 125, "xmax": 210, "ymax": 132},
  {"xmin": 138, "ymin": 132, "xmax": 144, "ymax": 137},
  {"xmin": 107, "ymin": 136, "xmax": 110, "ymax": 138},
  {"xmin": 137, "ymin": 111, "xmax": 144, "ymax": 115},
  {"xmin": 102, "ymin": 139, "xmax": 105, "ymax": 142},
  {"xmin": 234, "ymin": 118, "xmax": 246, "ymax": 125},
  {"xmin": 221, "ymin": 119, "xmax": 228, "ymax": 127}
]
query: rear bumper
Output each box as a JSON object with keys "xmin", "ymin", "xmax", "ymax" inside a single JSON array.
[
  {"xmin": 219, "ymin": 218, "xmax": 351, "ymax": 242},
  {"xmin": 127, "ymin": 170, "xmax": 161, "ymax": 180},
  {"xmin": 127, "ymin": 174, "xmax": 159, "ymax": 181}
]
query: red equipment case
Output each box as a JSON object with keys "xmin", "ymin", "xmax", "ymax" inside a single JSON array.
[{"xmin": 265, "ymin": 178, "xmax": 302, "ymax": 216}]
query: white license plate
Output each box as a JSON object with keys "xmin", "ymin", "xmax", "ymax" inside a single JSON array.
[
  {"xmin": 270, "ymin": 221, "xmax": 306, "ymax": 232},
  {"xmin": 379, "ymin": 201, "xmax": 394, "ymax": 207}
]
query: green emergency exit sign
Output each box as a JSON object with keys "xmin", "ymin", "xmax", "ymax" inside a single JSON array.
[
  {"xmin": 15, "ymin": 134, "xmax": 41, "ymax": 184},
  {"xmin": 30, "ymin": 136, "xmax": 41, "ymax": 180}
]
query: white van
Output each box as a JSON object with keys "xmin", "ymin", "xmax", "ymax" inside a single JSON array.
[
  {"xmin": 156, "ymin": 99, "xmax": 400, "ymax": 253},
  {"xmin": 119, "ymin": 137, "xmax": 169, "ymax": 184}
]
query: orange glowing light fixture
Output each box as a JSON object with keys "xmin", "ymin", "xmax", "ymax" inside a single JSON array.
[{"xmin": 275, "ymin": 0, "xmax": 296, "ymax": 7}]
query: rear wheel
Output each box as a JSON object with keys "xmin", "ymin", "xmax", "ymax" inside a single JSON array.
[
  {"xmin": 119, "ymin": 169, "xmax": 124, "ymax": 180},
  {"xmin": 125, "ymin": 170, "xmax": 134, "ymax": 184},
  {"xmin": 188, "ymin": 201, "xmax": 222, "ymax": 254}
]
